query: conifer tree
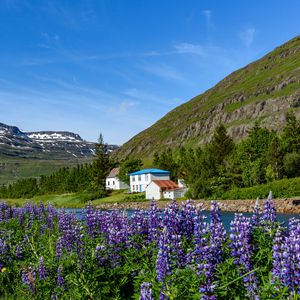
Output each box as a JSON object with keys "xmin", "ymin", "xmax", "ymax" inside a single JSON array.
[{"xmin": 91, "ymin": 133, "xmax": 110, "ymax": 190}]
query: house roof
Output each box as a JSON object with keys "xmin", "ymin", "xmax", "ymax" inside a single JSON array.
[
  {"xmin": 107, "ymin": 167, "xmax": 119, "ymax": 178},
  {"xmin": 129, "ymin": 168, "xmax": 170, "ymax": 176},
  {"xmin": 152, "ymin": 180, "xmax": 178, "ymax": 191}
]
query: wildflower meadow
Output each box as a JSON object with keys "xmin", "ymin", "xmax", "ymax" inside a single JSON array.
[{"xmin": 0, "ymin": 192, "xmax": 299, "ymax": 299}]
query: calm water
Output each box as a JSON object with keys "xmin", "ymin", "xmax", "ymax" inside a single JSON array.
[{"xmin": 65, "ymin": 208, "xmax": 299, "ymax": 231}]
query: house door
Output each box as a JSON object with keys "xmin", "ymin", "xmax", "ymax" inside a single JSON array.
[{"xmin": 139, "ymin": 185, "xmax": 142, "ymax": 192}]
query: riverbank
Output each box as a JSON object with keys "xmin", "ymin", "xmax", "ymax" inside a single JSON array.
[{"xmin": 96, "ymin": 197, "xmax": 300, "ymax": 214}]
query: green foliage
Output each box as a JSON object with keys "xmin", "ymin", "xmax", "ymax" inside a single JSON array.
[
  {"xmin": 235, "ymin": 124, "xmax": 277, "ymax": 187},
  {"xmin": 283, "ymin": 152, "xmax": 300, "ymax": 178},
  {"xmin": 214, "ymin": 177, "xmax": 300, "ymax": 200},
  {"xmin": 118, "ymin": 158, "xmax": 143, "ymax": 185},
  {"xmin": 91, "ymin": 133, "xmax": 111, "ymax": 190},
  {"xmin": 153, "ymin": 149, "xmax": 179, "ymax": 181},
  {"xmin": 282, "ymin": 111, "xmax": 300, "ymax": 153}
]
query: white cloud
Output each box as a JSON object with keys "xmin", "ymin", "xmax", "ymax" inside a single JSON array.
[
  {"xmin": 174, "ymin": 43, "xmax": 204, "ymax": 55},
  {"xmin": 118, "ymin": 100, "xmax": 139, "ymax": 113},
  {"xmin": 139, "ymin": 63, "xmax": 184, "ymax": 81},
  {"xmin": 239, "ymin": 27, "xmax": 256, "ymax": 47}
]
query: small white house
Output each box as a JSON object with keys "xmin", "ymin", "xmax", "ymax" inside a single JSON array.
[
  {"xmin": 106, "ymin": 167, "xmax": 129, "ymax": 190},
  {"xmin": 129, "ymin": 168, "xmax": 170, "ymax": 193},
  {"xmin": 145, "ymin": 179, "xmax": 186, "ymax": 200}
]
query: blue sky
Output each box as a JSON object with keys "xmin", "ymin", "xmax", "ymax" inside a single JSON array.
[{"xmin": 0, "ymin": 0, "xmax": 299, "ymax": 144}]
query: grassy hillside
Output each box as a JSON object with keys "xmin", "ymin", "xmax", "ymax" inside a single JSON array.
[
  {"xmin": 0, "ymin": 156, "xmax": 92, "ymax": 185},
  {"xmin": 115, "ymin": 35, "xmax": 300, "ymax": 160}
]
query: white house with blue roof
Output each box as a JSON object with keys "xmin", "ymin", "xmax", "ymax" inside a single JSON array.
[{"xmin": 129, "ymin": 168, "xmax": 170, "ymax": 193}]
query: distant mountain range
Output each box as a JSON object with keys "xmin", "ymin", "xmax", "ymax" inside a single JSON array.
[
  {"xmin": 0, "ymin": 122, "xmax": 119, "ymax": 159},
  {"xmin": 115, "ymin": 35, "xmax": 300, "ymax": 160}
]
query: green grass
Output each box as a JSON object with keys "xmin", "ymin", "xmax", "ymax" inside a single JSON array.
[
  {"xmin": 3, "ymin": 190, "xmax": 146, "ymax": 208},
  {"xmin": 0, "ymin": 157, "xmax": 92, "ymax": 185},
  {"xmin": 211, "ymin": 177, "xmax": 300, "ymax": 200}
]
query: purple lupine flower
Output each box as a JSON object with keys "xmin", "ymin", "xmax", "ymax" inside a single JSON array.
[
  {"xmin": 163, "ymin": 200, "xmax": 185, "ymax": 267},
  {"xmin": 273, "ymin": 219, "xmax": 300, "ymax": 292},
  {"xmin": 197, "ymin": 202, "xmax": 226, "ymax": 298},
  {"xmin": 149, "ymin": 201, "xmax": 161, "ymax": 243},
  {"xmin": 4, "ymin": 207, "xmax": 11, "ymax": 221},
  {"xmin": 190, "ymin": 212, "xmax": 208, "ymax": 265},
  {"xmin": 38, "ymin": 257, "xmax": 47, "ymax": 280},
  {"xmin": 156, "ymin": 228, "xmax": 171, "ymax": 283},
  {"xmin": 26, "ymin": 211, "xmax": 34, "ymax": 229},
  {"xmin": 58, "ymin": 211, "xmax": 81, "ymax": 253},
  {"xmin": 22, "ymin": 269, "xmax": 36, "ymax": 292},
  {"xmin": 131, "ymin": 210, "xmax": 149, "ymax": 238},
  {"xmin": 230, "ymin": 214, "xmax": 259, "ymax": 299},
  {"xmin": 86, "ymin": 203, "xmax": 98, "ymax": 237},
  {"xmin": 180, "ymin": 200, "xmax": 196, "ymax": 239},
  {"xmin": 95, "ymin": 244, "xmax": 107, "ymax": 266},
  {"xmin": 251, "ymin": 198, "xmax": 260, "ymax": 227},
  {"xmin": 262, "ymin": 191, "xmax": 277, "ymax": 224},
  {"xmin": 139, "ymin": 282, "xmax": 154, "ymax": 300},
  {"xmin": 57, "ymin": 265, "xmax": 65, "ymax": 289},
  {"xmin": 209, "ymin": 201, "xmax": 226, "ymax": 267},
  {"xmin": 271, "ymin": 228, "xmax": 286, "ymax": 284},
  {"xmin": 55, "ymin": 237, "xmax": 63, "ymax": 260},
  {"xmin": 46, "ymin": 204, "xmax": 57, "ymax": 230},
  {"xmin": 18, "ymin": 209, "xmax": 25, "ymax": 226},
  {"xmin": 105, "ymin": 210, "xmax": 129, "ymax": 266},
  {"xmin": 16, "ymin": 243, "xmax": 23, "ymax": 259}
]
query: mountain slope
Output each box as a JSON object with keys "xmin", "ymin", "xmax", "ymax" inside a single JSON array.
[
  {"xmin": 115, "ymin": 35, "xmax": 300, "ymax": 159},
  {"xmin": 0, "ymin": 123, "xmax": 118, "ymax": 159}
]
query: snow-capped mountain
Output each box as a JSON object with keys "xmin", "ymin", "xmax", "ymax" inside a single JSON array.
[{"xmin": 0, "ymin": 122, "xmax": 118, "ymax": 159}]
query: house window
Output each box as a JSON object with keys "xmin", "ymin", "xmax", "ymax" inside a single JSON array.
[
  {"xmin": 145, "ymin": 174, "xmax": 149, "ymax": 181},
  {"xmin": 108, "ymin": 181, "xmax": 110, "ymax": 186},
  {"xmin": 132, "ymin": 185, "xmax": 135, "ymax": 191},
  {"xmin": 132, "ymin": 176, "xmax": 135, "ymax": 182},
  {"xmin": 138, "ymin": 175, "xmax": 141, "ymax": 181},
  {"xmin": 113, "ymin": 181, "xmax": 115, "ymax": 185},
  {"xmin": 136, "ymin": 185, "xmax": 138, "ymax": 191}
]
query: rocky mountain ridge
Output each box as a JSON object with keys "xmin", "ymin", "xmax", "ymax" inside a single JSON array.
[
  {"xmin": 114, "ymin": 35, "xmax": 300, "ymax": 159},
  {"xmin": 0, "ymin": 122, "xmax": 118, "ymax": 159}
]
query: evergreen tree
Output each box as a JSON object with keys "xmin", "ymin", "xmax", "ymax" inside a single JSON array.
[
  {"xmin": 208, "ymin": 124, "xmax": 235, "ymax": 166},
  {"xmin": 118, "ymin": 158, "xmax": 143, "ymax": 185},
  {"xmin": 91, "ymin": 133, "xmax": 110, "ymax": 190},
  {"xmin": 266, "ymin": 136, "xmax": 284, "ymax": 180},
  {"xmin": 282, "ymin": 111, "xmax": 300, "ymax": 153},
  {"xmin": 152, "ymin": 148, "xmax": 179, "ymax": 180}
]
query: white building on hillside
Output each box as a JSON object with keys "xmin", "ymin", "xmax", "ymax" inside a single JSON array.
[
  {"xmin": 106, "ymin": 167, "xmax": 129, "ymax": 190},
  {"xmin": 145, "ymin": 179, "xmax": 187, "ymax": 200},
  {"xmin": 129, "ymin": 168, "xmax": 170, "ymax": 193}
]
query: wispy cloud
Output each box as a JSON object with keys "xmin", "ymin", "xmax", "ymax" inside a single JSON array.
[
  {"xmin": 174, "ymin": 43, "xmax": 204, "ymax": 55},
  {"xmin": 123, "ymin": 88, "xmax": 181, "ymax": 106},
  {"xmin": 118, "ymin": 100, "xmax": 139, "ymax": 113},
  {"xmin": 202, "ymin": 10, "xmax": 212, "ymax": 25},
  {"xmin": 239, "ymin": 27, "xmax": 256, "ymax": 47},
  {"xmin": 139, "ymin": 63, "xmax": 184, "ymax": 82},
  {"xmin": 143, "ymin": 43, "xmax": 204, "ymax": 58}
]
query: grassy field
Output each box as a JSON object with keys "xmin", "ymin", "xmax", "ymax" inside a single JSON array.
[
  {"xmin": 2, "ymin": 190, "xmax": 146, "ymax": 208},
  {"xmin": 0, "ymin": 157, "xmax": 92, "ymax": 185}
]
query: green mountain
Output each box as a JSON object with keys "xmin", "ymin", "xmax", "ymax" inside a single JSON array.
[{"xmin": 115, "ymin": 35, "xmax": 300, "ymax": 160}]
